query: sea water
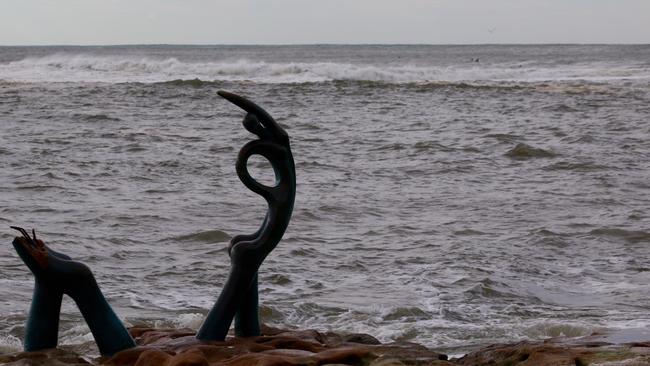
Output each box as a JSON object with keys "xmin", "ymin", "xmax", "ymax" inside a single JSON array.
[{"xmin": 0, "ymin": 44, "xmax": 649, "ymax": 355}]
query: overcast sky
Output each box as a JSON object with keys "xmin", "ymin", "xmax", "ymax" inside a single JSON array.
[{"xmin": 1, "ymin": 0, "xmax": 649, "ymax": 45}]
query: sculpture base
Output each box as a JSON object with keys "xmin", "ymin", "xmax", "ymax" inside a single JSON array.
[{"xmin": 2, "ymin": 325, "xmax": 650, "ymax": 366}]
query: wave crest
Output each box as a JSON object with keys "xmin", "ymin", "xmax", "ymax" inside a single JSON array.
[
  {"xmin": 2, "ymin": 54, "xmax": 445, "ymax": 83},
  {"xmin": 3, "ymin": 53, "xmax": 648, "ymax": 85}
]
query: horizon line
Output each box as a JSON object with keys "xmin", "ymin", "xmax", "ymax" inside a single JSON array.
[{"xmin": 1, "ymin": 42, "xmax": 649, "ymax": 47}]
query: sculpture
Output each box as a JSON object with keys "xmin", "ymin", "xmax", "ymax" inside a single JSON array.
[
  {"xmin": 197, "ymin": 91, "xmax": 296, "ymax": 341},
  {"xmin": 9, "ymin": 91, "xmax": 296, "ymax": 355},
  {"xmin": 10, "ymin": 226, "xmax": 136, "ymax": 356}
]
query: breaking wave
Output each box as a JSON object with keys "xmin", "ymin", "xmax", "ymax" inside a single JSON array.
[
  {"xmin": 2, "ymin": 54, "xmax": 649, "ymax": 84},
  {"xmin": 0, "ymin": 335, "xmax": 22, "ymax": 354}
]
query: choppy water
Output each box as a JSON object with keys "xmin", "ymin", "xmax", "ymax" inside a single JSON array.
[{"xmin": 1, "ymin": 44, "xmax": 649, "ymax": 356}]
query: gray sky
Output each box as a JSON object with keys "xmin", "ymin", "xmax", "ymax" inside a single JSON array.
[{"xmin": 1, "ymin": 0, "xmax": 649, "ymax": 45}]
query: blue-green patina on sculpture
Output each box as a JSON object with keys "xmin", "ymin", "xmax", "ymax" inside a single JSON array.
[{"xmin": 10, "ymin": 91, "xmax": 296, "ymax": 355}]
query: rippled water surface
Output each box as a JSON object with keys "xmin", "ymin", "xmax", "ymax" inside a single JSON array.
[{"xmin": 1, "ymin": 45, "xmax": 649, "ymax": 355}]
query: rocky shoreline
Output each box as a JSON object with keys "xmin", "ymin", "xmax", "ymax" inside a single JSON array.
[{"xmin": 1, "ymin": 326, "xmax": 649, "ymax": 365}]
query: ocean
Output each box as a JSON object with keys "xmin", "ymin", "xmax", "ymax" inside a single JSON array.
[{"xmin": 0, "ymin": 44, "xmax": 649, "ymax": 356}]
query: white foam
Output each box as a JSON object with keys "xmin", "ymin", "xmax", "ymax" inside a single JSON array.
[
  {"xmin": 174, "ymin": 313, "xmax": 204, "ymax": 330},
  {"xmin": 59, "ymin": 324, "xmax": 94, "ymax": 345},
  {"xmin": 524, "ymin": 322, "xmax": 598, "ymax": 339},
  {"xmin": 1, "ymin": 54, "xmax": 648, "ymax": 84},
  {"xmin": 0, "ymin": 334, "xmax": 22, "ymax": 353}
]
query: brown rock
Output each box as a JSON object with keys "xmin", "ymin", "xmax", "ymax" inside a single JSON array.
[
  {"xmin": 456, "ymin": 340, "xmax": 650, "ymax": 366},
  {"xmin": 19, "ymin": 325, "xmax": 650, "ymax": 366},
  {"xmin": 183, "ymin": 344, "xmax": 237, "ymax": 362},
  {"xmin": 220, "ymin": 353, "xmax": 309, "ymax": 366},
  {"xmin": 0, "ymin": 348, "xmax": 91, "ymax": 365},
  {"xmin": 342, "ymin": 334, "xmax": 381, "ymax": 345},
  {"xmin": 261, "ymin": 349, "xmax": 316, "ymax": 358},
  {"xmin": 133, "ymin": 349, "xmax": 172, "ymax": 366},
  {"xmin": 255, "ymin": 336, "xmax": 325, "ymax": 353},
  {"xmin": 260, "ymin": 324, "xmax": 289, "ymax": 337},
  {"xmin": 133, "ymin": 328, "xmax": 197, "ymax": 346},
  {"xmin": 312, "ymin": 347, "xmax": 375, "ymax": 365},
  {"xmin": 274, "ymin": 329, "xmax": 329, "ymax": 345},
  {"xmin": 5, "ymin": 325, "xmax": 455, "ymax": 365},
  {"xmin": 168, "ymin": 350, "xmax": 209, "ymax": 366},
  {"xmin": 0, "ymin": 326, "xmax": 448, "ymax": 366},
  {"xmin": 367, "ymin": 341, "xmax": 449, "ymax": 363},
  {"xmin": 104, "ymin": 347, "xmax": 162, "ymax": 366},
  {"xmin": 322, "ymin": 332, "xmax": 345, "ymax": 347}
]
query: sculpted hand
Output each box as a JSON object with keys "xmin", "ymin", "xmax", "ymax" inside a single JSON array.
[
  {"xmin": 11, "ymin": 226, "xmax": 93, "ymax": 291},
  {"xmin": 10, "ymin": 225, "xmax": 135, "ymax": 356}
]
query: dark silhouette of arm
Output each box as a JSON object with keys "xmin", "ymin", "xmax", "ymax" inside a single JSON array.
[
  {"xmin": 197, "ymin": 91, "xmax": 296, "ymax": 341},
  {"xmin": 11, "ymin": 227, "xmax": 135, "ymax": 356}
]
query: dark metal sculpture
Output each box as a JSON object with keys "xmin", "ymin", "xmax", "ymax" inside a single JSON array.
[
  {"xmin": 9, "ymin": 91, "xmax": 295, "ymax": 355},
  {"xmin": 10, "ymin": 226, "xmax": 135, "ymax": 356},
  {"xmin": 196, "ymin": 91, "xmax": 296, "ymax": 341}
]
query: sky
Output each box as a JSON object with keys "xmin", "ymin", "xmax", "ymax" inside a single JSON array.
[{"xmin": 1, "ymin": 0, "xmax": 649, "ymax": 45}]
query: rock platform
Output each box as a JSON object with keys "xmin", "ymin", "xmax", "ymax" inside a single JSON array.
[{"xmin": 1, "ymin": 326, "xmax": 649, "ymax": 365}]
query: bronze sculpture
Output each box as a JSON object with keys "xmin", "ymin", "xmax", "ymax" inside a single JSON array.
[{"xmin": 9, "ymin": 91, "xmax": 296, "ymax": 355}]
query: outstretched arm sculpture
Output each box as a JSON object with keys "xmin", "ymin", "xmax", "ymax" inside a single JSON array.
[
  {"xmin": 10, "ymin": 91, "xmax": 293, "ymax": 354},
  {"xmin": 9, "ymin": 226, "xmax": 135, "ymax": 356},
  {"xmin": 196, "ymin": 91, "xmax": 296, "ymax": 341}
]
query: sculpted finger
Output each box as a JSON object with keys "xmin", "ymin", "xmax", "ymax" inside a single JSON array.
[{"xmin": 218, "ymin": 90, "xmax": 288, "ymax": 143}]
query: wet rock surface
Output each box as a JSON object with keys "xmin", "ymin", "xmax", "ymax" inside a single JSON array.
[
  {"xmin": 1, "ymin": 326, "xmax": 649, "ymax": 365},
  {"xmin": 456, "ymin": 330, "xmax": 650, "ymax": 366},
  {"xmin": 102, "ymin": 325, "xmax": 450, "ymax": 366}
]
